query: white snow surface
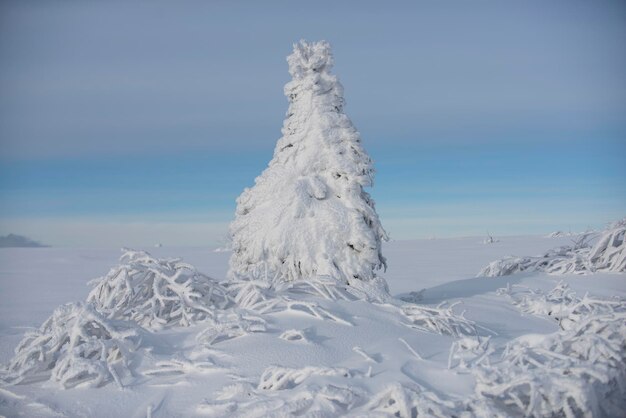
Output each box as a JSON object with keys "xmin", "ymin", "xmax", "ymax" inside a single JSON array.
[
  {"xmin": 1, "ymin": 235, "xmax": 625, "ymax": 417},
  {"xmin": 229, "ymin": 40, "xmax": 387, "ymax": 284}
]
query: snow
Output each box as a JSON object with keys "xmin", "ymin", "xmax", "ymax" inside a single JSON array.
[{"xmin": 1, "ymin": 235, "xmax": 624, "ymax": 417}]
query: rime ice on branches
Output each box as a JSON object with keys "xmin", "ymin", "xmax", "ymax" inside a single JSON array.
[{"xmin": 229, "ymin": 40, "xmax": 387, "ymax": 284}]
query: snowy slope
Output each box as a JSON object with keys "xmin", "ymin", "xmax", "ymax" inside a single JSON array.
[{"xmin": 0, "ymin": 235, "xmax": 624, "ymax": 417}]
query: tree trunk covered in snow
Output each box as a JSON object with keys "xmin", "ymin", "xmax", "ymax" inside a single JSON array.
[{"xmin": 229, "ymin": 40, "xmax": 387, "ymax": 283}]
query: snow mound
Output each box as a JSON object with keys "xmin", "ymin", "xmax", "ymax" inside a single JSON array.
[
  {"xmin": 2, "ymin": 303, "xmax": 142, "ymax": 389},
  {"xmin": 87, "ymin": 248, "xmax": 231, "ymax": 330},
  {"xmin": 479, "ymin": 218, "xmax": 626, "ymax": 276}
]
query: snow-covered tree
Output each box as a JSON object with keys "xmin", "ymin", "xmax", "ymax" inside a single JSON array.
[{"xmin": 229, "ymin": 40, "xmax": 387, "ymax": 284}]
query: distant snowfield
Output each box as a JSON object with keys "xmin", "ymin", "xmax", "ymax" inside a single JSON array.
[{"xmin": 0, "ymin": 235, "xmax": 624, "ymax": 417}]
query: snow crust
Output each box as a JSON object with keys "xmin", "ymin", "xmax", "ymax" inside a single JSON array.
[{"xmin": 229, "ymin": 40, "xmax": 387, "ymax": 284}]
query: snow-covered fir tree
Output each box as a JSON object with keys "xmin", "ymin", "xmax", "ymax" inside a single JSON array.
[{"xmin": 229, "ymin": 40, "xmax": 387, "ymax": 284}]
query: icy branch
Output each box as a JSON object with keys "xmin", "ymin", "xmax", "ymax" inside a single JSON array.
[
  {"xmin": 479, "ymin": 218, "xmax": 626, "ymax": 276},
  {"xmin": 88, "ymin": 249, "xmax": 231, "ymax": 330}
]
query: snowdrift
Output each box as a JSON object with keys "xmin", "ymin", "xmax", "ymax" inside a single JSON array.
[{"xmin": 479, "ymin": 218, "xmax": 626, "ymax": 277}]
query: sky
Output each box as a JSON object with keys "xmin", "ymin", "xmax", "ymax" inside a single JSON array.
[{"xmin": 0, "ymin": 0, "xmax": 625, "ymax": 247}]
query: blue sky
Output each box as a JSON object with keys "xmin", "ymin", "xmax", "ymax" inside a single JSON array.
[{"xmin": 0, "ymin": 1, "xmax": 625, "ymax": 247}]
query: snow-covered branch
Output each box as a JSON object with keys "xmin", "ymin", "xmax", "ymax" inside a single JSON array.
[
  {"xmin": 2, "ymin": 303, "xmax": 142, "ymax": 389},
  {"xmin": 88, "ymin": 249, "xmax": 231, "ymax": 330},
  {"xmin": 479, "ymin": 218, "xmax": 625, "ymax": 276}
]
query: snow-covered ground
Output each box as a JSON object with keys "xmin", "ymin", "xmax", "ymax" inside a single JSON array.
[{"xmin": 0, "ymin": 235, "xmax": 624, "ymax": 417}]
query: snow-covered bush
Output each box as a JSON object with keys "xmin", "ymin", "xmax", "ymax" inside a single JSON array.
[
  {"xmin": 362, "ymin": 383, "xmax": 457, "ymax": 417},
  {"xmin": 199, "ymin": 383, "xmax": 367, "ymax": 417},
  {"xmin": 479, "ymin": 218, "xmax": 626, "ymax": 276},
  {"xmin": 448, "ymin": 336, "xmax": 493, "ymax": 370},
  {"xmin": 196, "ymin": 311, "xmax": 266, "ymax": 346},
  {"xmin": 2, "ymin": 303, "xmax": 142, "ymax": 389},
  {"xmin": 197, "ymin": 279, "xmax": 625, "ymax": 417},
  {"xmin": 473, "ymin": 311, "xmax": 626, "ymax": 417},
  {"xmin": 229, "ymin": 40, "xmax": 387, "ymax": 284},
  {"xmin": 497, "ymin": 281, "xmax": 624, "ymax": 330},
  {"xmin": 468, "ymin": 282, "xmax": 626, "ymax": 416},
  {"xmin": 258, "ymin": 366, "xmax": 352, "ymax": 391},
  {"xmin": 588, "ymin": 218, "xmax": 626, "ymax": 272},
  {"xmin": 399, "ymin": 301, "xmax": 479, "ymax": 337},
  {"xmin": 88, "ymin": 249, "xmax": 231, "ymax": 330}
]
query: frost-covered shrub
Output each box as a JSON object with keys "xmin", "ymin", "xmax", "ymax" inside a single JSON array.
[
  {"xmin": 229, "ymin": 40, "xmax": 387, "ymax": 284},
  {"xmin": 258, "ymin": 366, "xmax": 352, "ymax": 391},
  {"xmin": 200, "ymin": 383, "xmax": 366, "ymax": 417},
  {"xmin": 479, "ymin": 219, "xmax": 626, "ymax": 277},
  {"xmin": 201, "ymin": 381, "xmax": 458, "ymax": 417},
  {"xmin": 144, "ymin": 355, "xmax": 228, "ymax": 377},
  {"xmin": 88, "ymin": 249, "xmax": 231, "ymax": 330},
  {"xmin": 588, "ymin": 218, "xmax": 626, "ymax": 272},
  {"xmin": 478, "ymin": 241, "xmax": 593, "ymax": 277},
  {"xmin": 448, "ymin": 336, "xmax": 493, "ymax": 370},
  {"xmin": 196, "ymin": 311, "xmax": 267, "ymax": 346},
  {"xmin": 362, "ymin": 383, "xmax": 457, "ymax": 418},
  {"xmin": 2, "ymin": 303, "xmax": 141, "ymax": 389},
  {"xmin": 474, "ymin": 311, "xmax": 626, "ymax": 417},
  {"xmin": 225, "ymin": 277, "xmax": 355, "ymax": 326},
  {"xmin": 399, "ymin": 301, "xmax": 479, "ymax": 337},
  {"xmin": 471, "ymin": 282, "xmax": 626, "ymax": 416},
  {"xmin": 498, "ymin": 281, "xmax": 624, "ymax": 330}
]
